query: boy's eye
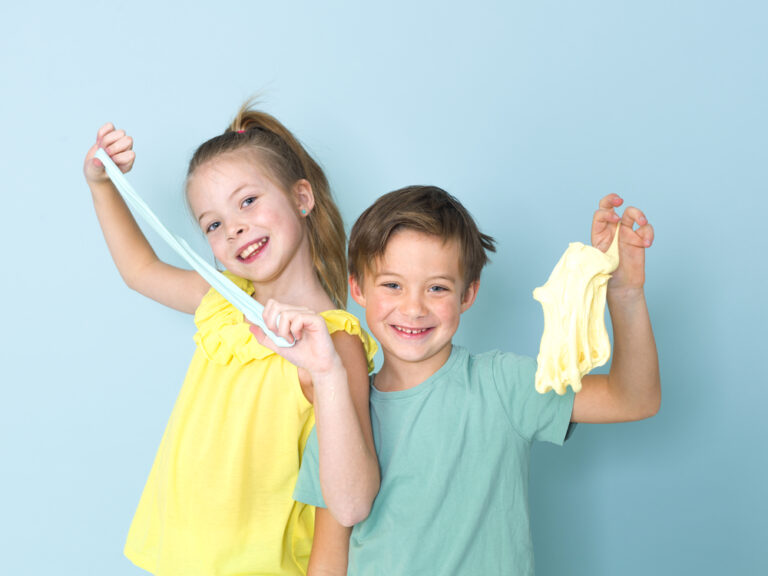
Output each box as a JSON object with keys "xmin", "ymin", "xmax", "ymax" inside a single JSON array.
[
  {"xmin": 381, "ymin": 282, "xmax": 400, "ymax": 290},
  {"xmin": 429, "ymin": 285, "xmax": 448, "ymax": 293},
  {"xmin": 205, "ymin": 221, "xmax": 221, "ymax": 234}
]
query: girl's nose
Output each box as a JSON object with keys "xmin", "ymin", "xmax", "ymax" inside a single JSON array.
[{"xmin": 226, "ymin": 221, "xmax": 246, "ymax": 239}]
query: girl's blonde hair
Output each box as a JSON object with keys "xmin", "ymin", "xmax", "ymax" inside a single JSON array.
[{"xmin": 187, "ymin": 101, "xmax": 347, "ymax": 308}]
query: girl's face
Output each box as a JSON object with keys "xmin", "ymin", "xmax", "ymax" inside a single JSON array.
[{"xmin": 187, "ymin": 150, "xmax": 313, "ymax": 287}]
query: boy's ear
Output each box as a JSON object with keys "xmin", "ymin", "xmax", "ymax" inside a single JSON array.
[
  {"xmin": 349, "ymin": 274, "xmax": 366, "ymax": 307},
  {"xmin": 292, "ymin": 179, "xmax": 315, "ymax": 215},
  {"xmin": 460, "ymin": 281, "xmax": 480, "ymax": 313}
]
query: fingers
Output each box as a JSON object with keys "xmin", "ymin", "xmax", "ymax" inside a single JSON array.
[
  {"xmin": 102, "ymin": 131, "xmax": 133, "ymax": 156},
  {"xmin": 593, "ymin": 207, "xmax": 621, "ymax": 227},
  {"xmin": 261, "ymin": 299, "xmax": 318, "ymax": 344},
  {"xmin": 592, "ymin": 196, "xmax": 654, "ymax": 251},
  {"xmin": 100, "ymin": 128, "xmax": 126, "ymax": 149},
  {"xmin": 111, "ymin": 149, "xmax": 136, "ymax": 173},
  {"xmin": 591, "ymin": 207, "xmax": 620, "ymax": 252},
  {"xmin": 94, "ymin": 122, "xmax": 135, "ymax": 168},
  {"xmin": 620, "ymin": 206, "xmax": 654, "ymax": 248},
  {"xmin": 637, "ymin": 222, "xmax": 654, "ymax": 248},
  {"xmin": 598, "ymin": 193, "xmax": 623, "ymax": 211},
  {"xmin": 96, "ymin": 122, "xmax": 114, "ymax": 145}
]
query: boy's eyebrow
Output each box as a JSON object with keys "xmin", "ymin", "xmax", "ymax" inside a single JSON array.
[
  {"xmin": 371, "ymin": 270, "xmax": 400, "ymax": 280},
  {"xmin": 427, "ymin": 275, "xmax": 458, "ymax": 284},
  {"xmin": 373, "ymin": 270, "xmax": 458, "ymax": 284}
]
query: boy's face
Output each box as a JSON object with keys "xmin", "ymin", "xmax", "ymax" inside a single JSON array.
[{"xmin": 350, "ymin": 229, "xmax": 478, "ymax": 385}]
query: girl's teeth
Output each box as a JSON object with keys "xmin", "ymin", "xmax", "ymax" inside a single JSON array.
[{"xmin": 239, "ymin": 239, "xmax": 267, "ymax": 259}]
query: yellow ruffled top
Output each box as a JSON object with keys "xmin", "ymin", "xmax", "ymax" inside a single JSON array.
[{"xmin": 125, "ymin": 272, "xmax": 376, "ymax": 576}]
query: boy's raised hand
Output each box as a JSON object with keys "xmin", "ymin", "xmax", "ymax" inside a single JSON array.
[
  {"xmin": 84, "ymin": 123, "xmax": 135, "ymax": 183},
  {"xmin": 249, "ymin": 300, "xmax": 343, "ymax": 379},
  {"xmin": 573, "ymin": 194, "xmax": 661, "ymax": 423},
  {"xmin": 591, "ymin": 193, "xmax": 654, "ymax": 293}
]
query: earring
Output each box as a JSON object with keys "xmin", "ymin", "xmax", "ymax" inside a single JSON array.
[{"xmin": 301, "ymin": 209, "xmax": 307, "ymax": 215}]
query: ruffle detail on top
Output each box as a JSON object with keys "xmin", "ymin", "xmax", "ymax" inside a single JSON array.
[
  {"xmin": 322, "ymin": 308, "xmax": 378, "ymax": 374},
  {"xmin": 194, "ymin": 271, "xmax": 378, "ymax": 369}
]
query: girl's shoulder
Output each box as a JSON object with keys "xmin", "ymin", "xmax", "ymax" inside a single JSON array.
[
  {"xmin": 320, "ymin": 309, "xmax": 378, "ymax": 373},
  {"xmin": 193, "ymin": 272, "xmax": 267, "ymax": 365},
  {"xmin": 193, "ymin": 272, "xmax": 377, "ymax": 369}
]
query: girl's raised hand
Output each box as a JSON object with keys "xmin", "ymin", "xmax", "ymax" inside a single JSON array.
[
  {"xmin": 249, "ymin": 300, "xmax": 342, "ymax": 379},
  {"xmin": 83, "ymin": 123, "xmax": 135, "ymax": 183},
  {"xmin": 591, "ymin": 193, "xmax": 654, "ymax": 293}
]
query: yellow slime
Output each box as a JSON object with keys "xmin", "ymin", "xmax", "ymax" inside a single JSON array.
[{"xmin": 532, "ymin": 225, "xmax": 621, "ymax": 395}]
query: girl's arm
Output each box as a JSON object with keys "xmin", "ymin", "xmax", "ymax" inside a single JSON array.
[
  {"xmin": 313, "ymin": 329, "xmax": 378, "ymax": 524},
  {"xmin": 572, "ymin": 194, "xmax": 661, "ymax": 423},
  {"xmin": 252, "ymin": 301, "xmax": 380, "ymax": 526},
  {"xmin": 84, "ymin": 123, "xmax": 209, "ymax": 313},
  {"xmin": 307, "ymin": 508, "xmax": 351, "ymax": 576}
]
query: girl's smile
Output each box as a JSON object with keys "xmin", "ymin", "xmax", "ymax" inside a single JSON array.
[
  {"xmin": 186, "ymin": 150, "xmax": 316, "ymax": 302},
  {"xmin": 237, "ymin": 237, "xmax": 269, "ymax": 261}
]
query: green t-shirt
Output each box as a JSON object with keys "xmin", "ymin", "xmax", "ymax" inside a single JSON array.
[{"xmin": 294, "ymin": 346, "xmax": 574, "ymax": 576}]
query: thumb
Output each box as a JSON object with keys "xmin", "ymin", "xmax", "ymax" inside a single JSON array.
[{"xmin": 84, "ymin": 143, "xmax": 105, "ymax": 176}]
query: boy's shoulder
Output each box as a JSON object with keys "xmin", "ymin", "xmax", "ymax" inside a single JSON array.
[
  {"xmin": 446, "ymin": 346, "xmax": 537, "ymax": 385},
  {"xmin": 438, "ymin": 346, "xmax": 572, "ymax": 444},
  {"xmin": 371, "ymin": 346, "xmax": 539, "ymax": 413}
]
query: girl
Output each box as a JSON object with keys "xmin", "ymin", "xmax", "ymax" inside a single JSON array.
[{"xmin": 83, "ymin": 102, "xmax": 379, "ymax": 576}]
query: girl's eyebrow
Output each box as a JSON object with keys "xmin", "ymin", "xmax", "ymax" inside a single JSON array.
[
  {"xmin": 196, "ymin": 212, "xmax": 211, "ymax": 224},
  {"xmin": 196, "ymin": 184, "xmax": 250, "ymax": 223}
]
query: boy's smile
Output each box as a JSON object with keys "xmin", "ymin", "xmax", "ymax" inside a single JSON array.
[{"xmin": 350, "ymin": 229, "xmax": 478, "ymax": 391}]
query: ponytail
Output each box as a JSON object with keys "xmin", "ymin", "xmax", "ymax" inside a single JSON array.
[{"xmin": 188, "ymin": 100, "xmax": 348, "ymax": 308}]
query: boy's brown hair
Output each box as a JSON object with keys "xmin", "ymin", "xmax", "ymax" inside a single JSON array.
[{"xmin": 348, "ymin": 185, "xmax": 496, "ymax": 288}]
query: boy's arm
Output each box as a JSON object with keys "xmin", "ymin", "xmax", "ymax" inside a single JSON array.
[
  {"xmin": 252, "ymin": 301, "xmax": 379, "ymax": 526},
  {"xmin": 84, "ymin": 123, "xmax": 209, "ymax": 314},
  {"xmin": 307, "ymin": 508, "xmax": 351, "ymax": 576},
  {"xmin": 571, "ymin": 194, "xmax": 661, "ymax": 423}
]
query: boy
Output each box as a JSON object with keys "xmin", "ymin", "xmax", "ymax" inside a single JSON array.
[{"xmin": 294, "ymin": 186, "xmax": 660, "ymax": 575}]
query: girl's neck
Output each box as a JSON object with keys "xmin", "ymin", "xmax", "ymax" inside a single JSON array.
[{"xmin": 248, "ymin": 244, "xmax": 336, "ymax": 312}]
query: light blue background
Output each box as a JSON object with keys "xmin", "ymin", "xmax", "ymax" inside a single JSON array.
[{"xmin": 1, "ymin": 1, "xmax": 765, "ymax": 574}]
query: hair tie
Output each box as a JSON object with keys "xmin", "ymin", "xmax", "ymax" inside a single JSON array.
[{"xmin": 236, "ymin": 129, "xmax": 246, "ymax": 134}]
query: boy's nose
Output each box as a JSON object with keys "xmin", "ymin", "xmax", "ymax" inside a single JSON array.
[{"xmin": 400, "ymin": 291, "xmax": 427, "ymax": 318}]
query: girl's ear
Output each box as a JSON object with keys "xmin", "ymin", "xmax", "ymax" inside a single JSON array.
[
  {"xmin": 349, "ymin": 274, "xmax": 366, "ymax": 307},
  {"xmin": 292, "ymin": 179, "xmax": 315, "ymax": 216}
]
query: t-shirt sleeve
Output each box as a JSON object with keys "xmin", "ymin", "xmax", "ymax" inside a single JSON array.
[
  {"xmin": 491, "ymin": 351, "xmax": 574, "ymax": 445},
  {"xmin": 293, "ymin": 426, "xmax": 327, "ymax": 508}
]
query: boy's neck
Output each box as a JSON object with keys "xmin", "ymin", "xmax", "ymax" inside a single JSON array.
[{"xmin": 373, "ymin": 344, "xmax": 455, "ymax": 392}]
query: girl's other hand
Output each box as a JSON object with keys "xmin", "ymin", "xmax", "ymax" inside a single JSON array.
[{"xmin": 83, "ymin": 123, "xmax": 135, "ymax": 183}]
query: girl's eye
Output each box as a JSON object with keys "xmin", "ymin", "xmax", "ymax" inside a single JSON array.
[
  {"xmin": 242, "ymin": 196, "xmax": 257, "ymax": 208},
  {"xmin": 205, "ymin": 221, "xmax": 221, "ymax": 234}
]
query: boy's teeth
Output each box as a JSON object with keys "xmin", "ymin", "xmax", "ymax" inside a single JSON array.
[
  {"xmin": 240, "ymin": 238, "xmax": 267, "ymax": 259},
  {"xmin": 396, "ymin": 326, "xmax": 428, "ymax": 334}
]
